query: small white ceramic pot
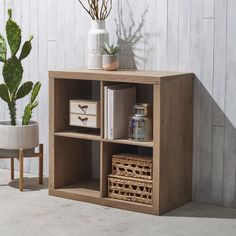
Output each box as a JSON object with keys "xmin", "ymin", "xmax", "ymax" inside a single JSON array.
[
  {"xmin": 88, "ymin": 20, "xmax": 109, "ymax": 70},
  {"xmin": 103, "ymin": 54, "xmax": 119, "ymax": 71},
  {"xmin": 0, "ymin": 120, "xmax": 39, "ymax": 150}
]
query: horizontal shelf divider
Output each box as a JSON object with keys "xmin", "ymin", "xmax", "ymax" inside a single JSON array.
[
  {"xmin": 54, "ymin": 131, "xmax": 153, "ymax": 147},
  {"xmin": 102, "ymin": 138, "xmax": 153, "ymax": 147},
  {"xmin": 54, "ymin": 132, "xmax": 153, "ymax": 147},
  {"xmin": 54, "ymin": 131, "xmax": 101, "ymax": 141}
]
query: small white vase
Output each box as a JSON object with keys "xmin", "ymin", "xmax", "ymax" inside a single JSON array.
[
  {"xmin": 103, "ymin": 55, "xmax": 119, "ymax": 71},
  {"xmin": 88, "ymin": 20, "xmax": 109, "ymax": 70}
]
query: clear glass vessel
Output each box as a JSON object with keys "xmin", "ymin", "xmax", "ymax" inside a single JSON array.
[{"xmin": 129, "ymin": 104, "xmax": 153, "ymax": 142}]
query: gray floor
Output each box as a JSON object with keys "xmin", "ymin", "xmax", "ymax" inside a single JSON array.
[{"xmin": 0, "ymin": 169, "xmax": 236, "ymax": 236}]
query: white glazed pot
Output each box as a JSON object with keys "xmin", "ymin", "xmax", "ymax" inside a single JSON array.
[
  {"xmin": 88, "ymin": 20, "xmax": 109, "ymax": 69},
  {"xmin": 0, "ymin": 120, "xmax": 39, "ymax": 150}
]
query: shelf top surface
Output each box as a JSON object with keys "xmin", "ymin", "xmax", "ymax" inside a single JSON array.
[{"xmin": 49, "ymin": 69, "xmax": 194, "ymax": 84}]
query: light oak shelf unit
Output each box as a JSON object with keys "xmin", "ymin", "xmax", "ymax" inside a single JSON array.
[{"xmin": 49, "ymin": 69, "xmax": 194, "ymax": 215}]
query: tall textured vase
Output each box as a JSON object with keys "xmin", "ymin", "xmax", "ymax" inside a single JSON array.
[{"xmin": 88, "ymin": 20, "xmax": 109, "ymax": 69}]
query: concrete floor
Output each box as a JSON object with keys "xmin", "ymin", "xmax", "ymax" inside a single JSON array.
[{"xmin": 0, "ymin": 169, "xmax": 236, "ymax": 236}]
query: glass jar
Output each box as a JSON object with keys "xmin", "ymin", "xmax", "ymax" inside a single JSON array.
[{"xmin": 129, "ymin": 104, "xmax": 153, "ymax": 141}]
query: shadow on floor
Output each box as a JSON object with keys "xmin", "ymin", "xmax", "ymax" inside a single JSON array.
[
  {"xmin": 165, "ymin": 202, "xmax": 236, "ymax": 219},
  {"xmin": 8, "ymin": 177, "xmax": 48, "ymax": 191}
]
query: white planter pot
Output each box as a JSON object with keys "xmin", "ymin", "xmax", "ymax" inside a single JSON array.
[
  {"xmin": 0, "ymin": 120, "xmax": 39, "ymax": 150},
  {"xmin": 88, "ymin": 20, "xmax": 109, "ymax": 69},
  {"xmin": 103, "ymin": 54, "xmax": 119, "ymax": 71}
]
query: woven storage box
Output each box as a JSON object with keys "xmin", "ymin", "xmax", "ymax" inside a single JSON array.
[
  {"xmin": 108, "ymin": 175, "xmax": 152, "ymax": 205},
  {"xmin": 112, "ymin": 154, "xmax": 152, "ymax": 180}
]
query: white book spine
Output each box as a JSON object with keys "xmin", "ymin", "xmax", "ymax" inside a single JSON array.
[
  {"xmin": 104, "ymin": 86, "xmax": 108, "ymax": 139},
  {"xmin": 107, "ymin": 89, "xmax": 111, "ymax": 139},
  {"xmin": 110, "ymin": 90, "xmax": 114, "ymax": 139},
  {"xmin": 107, "ymin": 89, "xmax": 114, "ymax": 139}
]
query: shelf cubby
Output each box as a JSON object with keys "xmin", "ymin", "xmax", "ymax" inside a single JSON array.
[
  {"xmin": 53, "ymin": 78, "xmax": 101, "ymax": 136},
  {"xmin": 52, "ymin": 136, "xmax": 100, "ymax": 198},
  {"xmin": 49, "ymin": 69, "xmax": 194, "ymax": 215},
  {"xmin": 101, "ymin": 82, "xmax": 154, "ymax": 145},
  {"xmin": 101, "ymin": 142, "xmax": 152, "ymax": 198}
]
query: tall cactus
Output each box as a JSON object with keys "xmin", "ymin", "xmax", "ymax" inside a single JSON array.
[{"xmin": 0, "ymin": 9, "xmax": 41, "ymax": 126}]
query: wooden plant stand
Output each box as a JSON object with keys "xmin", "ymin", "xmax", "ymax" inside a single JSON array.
[
  {"xmin": 0, "ymin": 144, "xmax": 44, "ymax": 191},
  {"xmin": 49, "ymin": 69, "xmax": 193, "ymax": 215}
]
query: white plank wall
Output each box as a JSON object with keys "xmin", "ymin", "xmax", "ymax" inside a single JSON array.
[{"xmin": 0, "ymin": 0, "xmax": 235, "ymax": 208}]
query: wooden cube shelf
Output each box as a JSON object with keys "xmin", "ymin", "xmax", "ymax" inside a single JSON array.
[{"xmin": 49, "ymin": 69, "xmax": 193, "ymax": 215}]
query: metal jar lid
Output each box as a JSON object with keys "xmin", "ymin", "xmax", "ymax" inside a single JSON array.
[{"xmin": 133, "ymin": 103, "xmax": 152, "ymax": 117}]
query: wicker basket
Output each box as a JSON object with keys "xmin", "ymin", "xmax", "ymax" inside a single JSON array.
[
  {"xmin": 108, "ymin": 175, "xmax": 152, "ymax": 205},
  {"xmin": 112, "ymin": 153, "xmax": 152, "ymax": 180}
]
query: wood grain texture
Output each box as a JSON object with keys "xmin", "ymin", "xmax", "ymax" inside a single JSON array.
[
  {"xmin": 0, "ymin": 0, "xmax": 235, "ymax": 208},
  {"xmin": 50, "ymin": 72, "xmax": 193, "ymax": 215},
  {"xmin": 159, "ymin": 80, "xmax": 193, "ymax": 214}
]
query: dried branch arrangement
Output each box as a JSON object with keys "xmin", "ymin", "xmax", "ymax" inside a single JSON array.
[{"xmin": 77, "ymin": 0, "xmax": 112, "ymax": 20}]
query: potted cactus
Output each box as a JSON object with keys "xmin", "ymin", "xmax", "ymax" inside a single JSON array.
[
  {"xmin": 0, "ymin": 9, "xmax": 41, "ymax": 154},
  {"xmin": 102, "ymin": 43, "xmax": 120, "ymax": 71}
]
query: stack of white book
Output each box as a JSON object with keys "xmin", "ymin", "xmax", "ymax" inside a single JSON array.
[{"xmin": 104, "ymin": 84, "xmax": 136, "ymax": 140}]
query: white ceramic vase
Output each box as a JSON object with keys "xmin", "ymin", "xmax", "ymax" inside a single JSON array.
[
  {"xmin": 88, "ymin": 20, "xmax": 109, "ymax": 70},
  {"xmin": 0, "ymin": 120, "xmax": 39, "ymax": 151}
]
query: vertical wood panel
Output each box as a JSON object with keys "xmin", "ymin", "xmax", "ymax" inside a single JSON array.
[
  {"xmin": 178, "ymin": 0, "xmax": 190, "ymax": 71},
  {"xmin": 133, "ymin": 0, "xmax": 145, "ymax": 70},
  {"xmin": 145, "ymin": 0, "xmax": 157, "ymax": 70},
  {"xmin": 166, "ymin": 0, "xmax": 179, "ymax": 70},
  {"xmin": 0, "ymin": 0, "xmax": 5, "ymax": 169},
  {"xmin": 55, "ymin": 0, "xmax": 66, "ymax": 69},
  {"xmin": 156, "ymin": 0, "xmax": 167, "ymax": 70},
  {"xmin": 21, "ymin": 0, "xmax": 31, "ymax": 173},
  {"xmin": 211, "ymin": 126, "xmax": 224, "ymax": 204},
  {"xmin": 64, "ymin": 0, "xmax": 75, "ymax": 69},
  {"xmin": 29, "ymin": 0, "xmax": 39, "ymax": 174},
  {"xmin": 223, "ymin": 0, "xmax": 236, "ymax": 207},
  {"xmin": 121, "ymin": 0, "xmax": 137, "ymax": 70},
  {"xmin": 3, "ymin": 0, "xmax": 14, "ymax": 171},
  {"xmin": 47, "ymin": 0, "xmax": 56, "ymax": 41},
  {"xmin": 202, "ymin": 0, "xmax": 215, "ymax": 19},
  {"xmin": 211, "ymin": 0, "xmax": 227, "ymax": 206},
  {"xmin": 190, "ymin": 0, "xmax": 202, "ymax": 202},
  {"xmin": 213, "ymin": 0, "xmax": 226, "ymax": 126},
  {"xmin": 74, "ymin": 0, "xmax": 87, "ymax": 68},
  {"xmin": 198, "ymin": 19, "xmax": 214, "ymax": 203},
  {"xmin": 38, "ymin": 0, "xmax": 48, "ymax": 175}
]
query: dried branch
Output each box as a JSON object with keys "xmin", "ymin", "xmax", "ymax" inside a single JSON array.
[
  {"xmin": 77, "ymin": 0, "xmax": 94, "ymax": 19},
  {"xmin": 77, "ymin": 0, "xmax": 112, "ymax": 20},
  {"xmin": 100, "ymin": 0, "xmax": 105, "ymax": 20},
  {"xmin": 103, "ymin": 0, "xmax": 112, "ymax": 20}
]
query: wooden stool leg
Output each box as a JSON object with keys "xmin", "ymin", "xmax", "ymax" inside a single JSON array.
[
  {"xmin": 39, "ymin": 144, "xmax": 43, "ymax": 185},
  {"xmin": 19, "ymin": 149, "xmax": 24, "ymax": 191},
  {"xmin": 11, "ymin": 158, "xmax": 14, "ymax": 180}
]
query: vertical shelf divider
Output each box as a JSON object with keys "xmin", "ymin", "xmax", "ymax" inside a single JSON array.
[
  {"xmin": 100, "ymin": 81, "xmax": 105, "ymax": 197},
  {"xmin": 152, "ymin": 84, "xmax": 161, "ymax": 212}
]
